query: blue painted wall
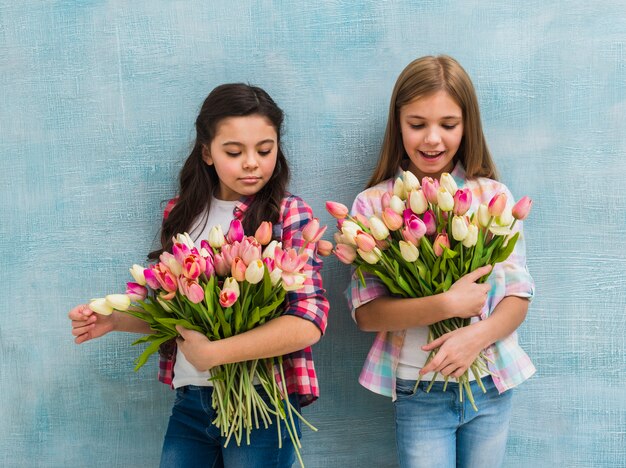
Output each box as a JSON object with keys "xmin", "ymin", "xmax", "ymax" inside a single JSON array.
[{"xmin": 2, "ymin": 1, "xmax": 625, "ymax": 467}]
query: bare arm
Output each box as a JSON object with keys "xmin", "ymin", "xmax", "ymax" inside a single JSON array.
[
  {"xmin": 355, "ymin": 265, "xmax": 493, "ymax": 332},
  {"xmin": 69, "ymin": 304, "xmax": 153, "ymax": 344},
  {"xmin": 176, "ymin": 315, "xmax": 322, "ymax": 371},
  {"xmin": 420, "ymin": 296, "xmax": 530, "ymax": 378}
]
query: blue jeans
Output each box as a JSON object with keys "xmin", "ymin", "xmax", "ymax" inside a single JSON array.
[
  {"xmin": 394, "ymin": 376, "xmax": 513, "ymax": 468},
  {"xmin": 160, "ymin": 385, "xmax": 301, "ymax": 468}
]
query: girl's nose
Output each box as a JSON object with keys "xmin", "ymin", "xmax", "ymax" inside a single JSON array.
[
  {"xmin": 242, "ymin": 152, "xmax": 259, "ymax": 169},
  {"xmin": 424, "ymin": 128, "xmax": 441, "ymax": 145}
]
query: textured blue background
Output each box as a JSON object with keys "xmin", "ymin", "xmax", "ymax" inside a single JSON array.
[{"xmin": 1, "ymin": 1, "xmax": 625, "ymax": 467}]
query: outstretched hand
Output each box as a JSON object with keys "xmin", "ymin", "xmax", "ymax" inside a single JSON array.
[{"xmin": 69, "ymin": 304, "xmax": 115, "ymax": 344}]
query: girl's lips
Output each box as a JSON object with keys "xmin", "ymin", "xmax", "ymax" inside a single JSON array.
[
  {"xmin": 419, "ymin": 150, "xmax": 445, "ymax": 160},
  {"xmin": 239, "ymin": 176, "xmax": 262, "ymax": 184}
]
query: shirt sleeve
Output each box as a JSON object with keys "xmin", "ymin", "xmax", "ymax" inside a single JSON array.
[
  {"xmin": 344, "ymin": 190, "xmax": 390, "ymax": 322},
  {"xmin": 489, "ymin": 187, "xmax": 535, "ymax": 301},
  {"xmin": 279, "ymin": 195, "xmax": 329, "ymax": 335}
]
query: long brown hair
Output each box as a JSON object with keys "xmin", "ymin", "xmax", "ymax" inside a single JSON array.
[
  {"xmin": 149, "ymin": 84, "xmax": 289, "ymax": 260},
  {"xmin": 368, "ymin": 55, "xmax": 498, "ymax": 187}
]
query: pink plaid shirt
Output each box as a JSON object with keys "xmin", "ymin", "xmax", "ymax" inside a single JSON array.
[
  {"xmin": 348, "ymin": 162, "xmax": 536, "ymax": 399},
  {"xmin": 158, "ymin": 194, "xmax": 329, "ymax": 406}
]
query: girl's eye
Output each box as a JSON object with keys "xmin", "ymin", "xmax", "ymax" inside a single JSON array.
[
  {"xmin": 409, "ymin": 124, "xmax": 425, "ymax": 129},
  {"xmin": 442, "ymin": 124, "xmax": 458, "ymax": 130},
  {"xmin": 258, "ymin": 150, "xmax": 272, "ymax": 156},
  {"xmin": 226, "ymin": 152, "xmax": 241, "ymax": 157}
]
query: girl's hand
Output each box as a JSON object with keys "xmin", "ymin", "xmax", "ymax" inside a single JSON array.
[
  {"xmin": 69, "ymin": 304, "xmax": 116, "ymax": 344},
  {"xmin": 176, "ymin": 326, "xmax": 216, "ymax": 372},
  {"xmin": 419, "ymin": 322, "xmax": 487, "ymax": 378},
  {"xmin": 443, "ymin": 265, "xmax": 492, "ymax": 319}
]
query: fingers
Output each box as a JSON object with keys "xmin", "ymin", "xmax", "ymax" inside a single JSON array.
[
  {"xmin": 464, "ymin": 265, "xmax": 492, "ymax": 283},
  {"xmin": 68, "ymin": 304, "xmax": 92, "ymax": 321},
  {"xmin": 421, "ymin": 335, "xmax": 445, "ymax": 352}
]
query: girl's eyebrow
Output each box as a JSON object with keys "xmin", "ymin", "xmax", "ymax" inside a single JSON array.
[
  {"xmin": 406, "ymin": 114, "xmax": 461, "ymax": 120},
  {"xmin": 222, "ymin": 138, "xmax": 275, "ymax": 146}
]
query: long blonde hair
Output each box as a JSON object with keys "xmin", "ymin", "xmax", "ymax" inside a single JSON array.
[{"xmin": 368, "ymin": 55, "xmax": 498, "ymax": 187}]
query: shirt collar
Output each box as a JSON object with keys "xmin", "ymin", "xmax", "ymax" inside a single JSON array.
[{"xmin": 233, "ymin": 195, "xmax": 254, "ymax": 219}]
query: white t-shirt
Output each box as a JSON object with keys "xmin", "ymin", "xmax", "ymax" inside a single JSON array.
[{"xmin": 172, "ymin": 197, "xmax": 238, "ymax": 389}]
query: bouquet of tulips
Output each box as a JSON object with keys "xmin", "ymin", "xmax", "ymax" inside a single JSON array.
[
  {"xmin": 88, "ymin": 217, "xmax": 328, "ymax": 467},
  {"xmin": 326, "ymin": 171, "xmax": 532, "ymax": 410}
]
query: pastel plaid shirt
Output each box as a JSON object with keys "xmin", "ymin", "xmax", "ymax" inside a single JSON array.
[
  {"xmin": 158, "ymin": 194, "xmax": 329, "ymax": 406},
  {"xmin": 347, "ymin": 162, "xmax": 535, "ymax": 399}
]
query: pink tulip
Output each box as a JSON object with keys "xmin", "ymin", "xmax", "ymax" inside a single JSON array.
[
  {"xmin": 180, "ymin": 278, "xmax": 204, "ymax": 304},
  {"xmin": 353, "ymin": 213, "xmax": 370, "ymax": 229},
  {"xmin": 226, "ymin": 219, "xmax": 245, "ymax": 243},
  {"xmin": 512, "ymin": 196, "xmax": 533, "ymax": 220},
  {"xmin": 334, "ymin": 243, "xmax": 357, "ymax": 264},
  {"xmin": 182, "ymin": 254, "xmax": 206, "ymax": 279},
  {"xmin": 433, "ymin": 232, "xmax": 450, "ymax": 257},
  {"xmin": 422, "ymin": 210, "xmax": 437, "ymax": 236},
  {"xmin": 401, "ymin": 227, "xmax": 418, "ymax": 245},
  {"xmin": 302, "ymin": 218, "xmax": 328, "ymax": 244},
  {"xmin": 231, "ymin": 257, "xmax": 247, "ymax": 282},
  {"xmin": 355, "ymin": 230, "xmax": 376, "ymax": 252},
  {"xmin": 219, "ymin": 289, "xmax": 238, "ymax": 308},
  {"xmin": 381, "ymin": 207, "xmax": 403, "ymax": 231},
  {"xmin": 405, "ymin": 213, "xmax": 427, "ymax": 240},
  {"xmin": 317, "ymin": 239, "xmax": 333, "ymax": 256},
  {"xmin": 220, "ymin": 242, "xmax": 240, "ymax": 265},
  {"xmin": 254, "ymin": 221, "xmax": 273, "ymax": 245},
  {"xmin": 381, "ymin": 192, "xmax": 391, "ymax": 210},
  {"xmin": 126, "ymin": 282, "xmax": 148, "ymax": 301},
  {"xmin": 143, "ymin": 268, "xmax": 160, "ymax": 290},
  {"xmin": 213, "ymin": 253, "xmax": 230, "ymax": 276},
  {"xmin": 488, "ymin": 192, "xmax": 507, "ymax": 217},
  {"xmin": 240, "ymin": 239, "xmax": 262, "ymax": 265},
  {"xmin": 453, "ymin": 189, "xmax": 472, "ymax": 216},
  {"xmin": 421, "ymin": 177, "xmax": 439, "ymax": 204},
  {"xmin": 159, "ymin": 251, "xmax": 182, "ymax": 276},
  {"xmin": 263, "ymin": 257, "xmax": 275, "ymax": 271},
  {"xmin": 160, "ymin": 290, "xmax": 176, "ymax": 301},
  {"xmin": 152, "ymin": 263, "xmax": 178, "ymax": 293},
  {"xmin": 274, "ymin": 247, "xmax": 308, "ymax": 273},
  {"xmin": 172, "ymin": 242, "xmax": 191, "ymax": 264},
  {"xmin": 325, "ymin": 201, "xmax": 349, "ymax": 219}
]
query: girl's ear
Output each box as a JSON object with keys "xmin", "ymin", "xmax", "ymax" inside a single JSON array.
[{"xmin": 201, "ymin": 145, "xmax": 213, "ymax": 165}]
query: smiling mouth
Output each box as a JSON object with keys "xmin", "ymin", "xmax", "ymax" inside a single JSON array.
[{"xmin": 419, "ymin": 150, "xmax": 445, "ymax": 160}]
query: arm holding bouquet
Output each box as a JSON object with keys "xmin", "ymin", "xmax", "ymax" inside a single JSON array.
[
  {"xmin": 355, "ymin": 264, "xmax": 491, "ymax": 332},
  {"xmin": 177, "ymin": 195, "xmax": 327, "ymax": 371},
  {"xmin": 176, "ymin": 315, "xmax": 320, "ymax": 371}
]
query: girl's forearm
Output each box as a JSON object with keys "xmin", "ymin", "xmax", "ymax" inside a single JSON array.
[
  {"xmin": 355, "ymin": 293, "xmax": 452, "ymax": 332},
  {"xmin": 472, "ymin": 296, "xmax": 530, "ymax": 349},
  {"xmin": 112, "ymin": 311, "xmax": 154, "ymax": 334},
  {"xmin": 202, "ymin": 315, "xmax": 321, "ymax": 369}
]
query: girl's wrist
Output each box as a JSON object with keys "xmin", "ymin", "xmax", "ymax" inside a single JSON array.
[{"xmin": 470, "ymin": 319, "xmax": 495, "ymax": 350}]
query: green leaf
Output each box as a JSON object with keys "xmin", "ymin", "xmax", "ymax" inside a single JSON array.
[
  {"xmin": 492, "ymin": 232, "xmax": 520, "ymax": 264},
  {"xmin": 419, "ymin": 236, "xmax": 436, "ymax": 268},
  {"xmin": 357, "ymin": 267, "xmax": 367, "ymax": 288},
  {"xmin": 133, "ymin": 334, "xmax": 175, "ymax": 371},
  {"xmin": 371, "ymin": 269, "xmax": 409, "ymax": 297}
]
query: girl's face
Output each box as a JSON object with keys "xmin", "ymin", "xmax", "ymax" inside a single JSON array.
[
  {"xmin": 398, "ymin": 90, "xmax": 464, "ymax": 181},
  {"xmin": 202, "ymin": 114, "xmax": 278, "ymax": 201}
]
